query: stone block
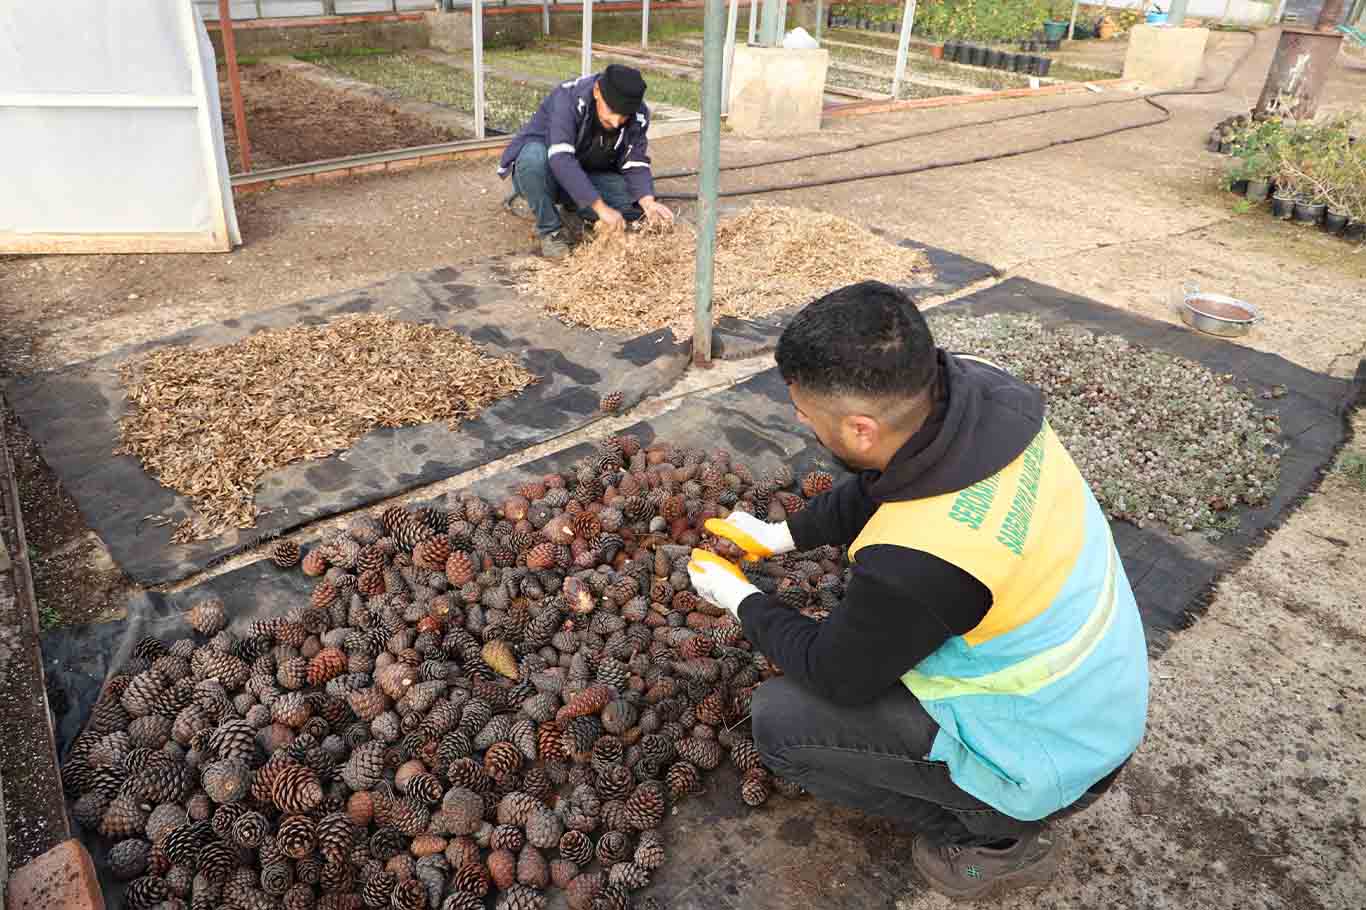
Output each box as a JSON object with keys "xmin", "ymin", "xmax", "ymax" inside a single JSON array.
[
  {"xmin": 726, "ymin": 45, "xmax": 830, "ymax": 138},
  {"xmin": 1122, "ymin": 24, "xmax": 1210, "ymax": 91},
  {"xmin": 6, "ymin": 840, "xmax": 104, "ymax": 910}
]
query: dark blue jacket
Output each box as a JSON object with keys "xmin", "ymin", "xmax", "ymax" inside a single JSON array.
[{"xmin": 498, "ymin": 74, "xmax": 655, "ymax": 209}]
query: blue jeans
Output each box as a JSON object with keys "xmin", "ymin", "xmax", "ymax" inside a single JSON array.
[{"xmin": 511, "ymin": 141, "xmax": 644, "ymax": 237}]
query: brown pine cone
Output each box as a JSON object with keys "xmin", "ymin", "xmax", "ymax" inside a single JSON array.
[
  {"xmin": 624, "ymin": 780, "xmax": 666, "ymax": 830},
  {"xmin": 558, "ymin": 829, "xmax": 593, "ymax": 866},
  {"xmin": 271, "ymin": 761, "xmax": 324, "ymax": 814},
  {"xmin": 675, "ymin": 737, "xmax": 722, "ymax": 770},
  {"xmin": 516, "ymin": 844, "xmax": 549, "ymax": 889},
  {"xmin": 481, "ymin": 640, "xmax": 519, "ymax": 680},
  {"xmin": 595, "ymin": 830, "xmax": 632, "ymax": 866},
  {"xmin": 440, "ymin": 787, "xmax": 485, "ymax": 836},
  {"xmin": 608, "ymin": 861, "xmax": 651, "ymax": 892},
  {"xmin": 483, "ymin": 742, "xmax": 523, "ymax": 781},
  {"xmin": 188, "ymin": 598, "xmax": 228, "ymax": 636},
  {"xmin": 487, "ymin": 847, "xmax": 517, "ymax": 891},
  {"xmin": 412, "ymin": 537, "xmax": 450, "ymax": 573},
  {"xmin": 301, "ymin": 549, "xmax": 328, "ymax": 577},
  {"xmin": 390, "ymin": 878, "xmax": 427, "ymax": 910},
  {"xmin": 361, "ymin": 870, "xmax": 397, "ymax": 909},
  {"xmin": 666, "ymin": 761, "xmax": 701, "ymax": 800},
  {"xmin": 740, "ymin": 766, "xmax": 771, "ymax": 807},
  {"xmin": 729, "ymin": 737, "xmax": 762, "ymax": 773},
  {"xmin": 306, "ymin": 648, "xmax": 346, "ymax": 687},
  {"xmin": 99, "ymin": 794, "xmax": 148, "ymax": 839},
  {"xmin": 201, "ymin": 757, "xmax": 252, "ymax": 804},
  {"xmin": 451, "ymin": 862, "xmax": 490, "ymax": 897},
  {"xmin": 442, "ymin": 893, "xmax": 485, "ymax": 910},
  {"xmin": 590, "ymin": 883, "xmax": 629, "ymax": 910},
  {"xmin": 565, "ymin": 871, "xmax": 605, "ymax": 910},
  {"xmin": 125, "ymin": 875, "xmax": 169, "ymax": 910},
  {"xmin": 109, "ymin": 838, "xmax": 151, "ymax": 881},
  {"xmin": 491, "ymin": 824, "xmax": 525, "ymax": 852},
  {"xmin": 316, "ymin": 812, "xmax": 356, "ymax": 863},
  {"xmin": 550, "ymin": 858, "xmax": 580, "ymax": 889},
  {"xmin": 633, "ymin": 831, "xmax": 665, "ymax": 870},
  {"xmin": 273, "ymin": 540, "xmax": 302, "ymax": 569},
  {"xmin": 524, "ymin": 805, "xmax": 563, "ymax": 850},
  {"xmin": 277, "ymin": 814, "xmax": 317, "ymax": 859},
  {"xmin": 801, "ymin": 471, "xmax": 834, "ymax": 498}
]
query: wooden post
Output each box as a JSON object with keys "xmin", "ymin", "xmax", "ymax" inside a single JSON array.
[
  {"xmin": 218, "ymin": 0, "xmax": 252, "ymax": 173},
  {"xmin": 722, "ymin": 0, "xmax": 739, "ymax": 114},
  {"xmin": 583, "ymin": 0, "xmax": 593, "ymax": 75},
  {"xmin": 473, "ymin": 0, "xmax": 486, "ymax": 139},
  {"xmin": 643, "ymin": 0, "xmax": 651, "ymax": 48}
]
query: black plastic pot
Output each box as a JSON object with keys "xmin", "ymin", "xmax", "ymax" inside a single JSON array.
[
  {"xmin": 988, "ymin": 49, "xmax": 1005, "ymax": 68},
  {"xmin": 1293, "ymin": 201, "xmax": 1326, "ymax": 225},
  {"xmin": 1271, "ymin": 193, "xmax": 1295, "ymax": 219},
  {"xmin": 1229, "ymin": 179, "xmax": 1249, "ymax": 196},
  {"xmin": 1346, "ymin": 221, "xmax": 1366, "ymax": 242},
  {"xmin": 1025, "ymin": 55, "xmax": 1042, "ymax": 75},
  {"xmin": 1324, "ymin": 209, "xmax": 1349, "ymax": 235},
  {"xmin": 1002, "ymin": 52, "xmax": 1019, "ymax": 71},
  {"xmin": 943, "ymin": 40, "xmax": 959, "ymax": 61},
  {"xmin": 1245, "ymin": 179, "xmax": 1270, "ymax": 203},
  {"xmin": 1046, "ymin": 38, "xmax": 1061, "ymax": 50},
  {"xmin": 970, "ymin": 45, "xmax": 987, "ymax": 66},
  {"xmin": 1037, "ymin": 56, "xmax": 1052, "ymax": 77}
]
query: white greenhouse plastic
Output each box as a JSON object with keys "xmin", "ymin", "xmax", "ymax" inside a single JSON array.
[{"xmin": 0, "ymin": 2, "xmax": 242, "ymax": 254}]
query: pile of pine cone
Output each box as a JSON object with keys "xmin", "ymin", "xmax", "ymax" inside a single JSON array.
[{"xmin": 61, "ymin": 435, "xmax": 845, "ymax": 910}]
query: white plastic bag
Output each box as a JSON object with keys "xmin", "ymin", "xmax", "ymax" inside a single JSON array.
[{"xmin": 782, "ymin": 26, "xmax": 820, "ymax": 49}]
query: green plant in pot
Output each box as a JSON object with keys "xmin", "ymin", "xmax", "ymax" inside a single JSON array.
[
  {"xmin": 1229, "ymin": 150, "xmax": 1275, "ymax": 202},
  {"xmin": 1043, "ymin": 0, "xmax": 1070, "ymax": 40}
]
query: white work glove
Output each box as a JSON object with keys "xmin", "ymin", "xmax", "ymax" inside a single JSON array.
[
  {"xmin": 703, "ymin": 512, "xmax": 795, "ymax": 562},
  {"xmin": 687, "ymin": 549, "xmax": 761, "ymax": 618}
]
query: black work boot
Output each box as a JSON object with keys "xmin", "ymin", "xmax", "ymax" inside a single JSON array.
[{"xmin": 912, "ymin": 830, "xmax": 1059, "ymax": 899}]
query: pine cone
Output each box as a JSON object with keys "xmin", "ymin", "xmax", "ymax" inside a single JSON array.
[
  {"xmin": 524, "ymin": 805, "xmax": 563, "ymax": 849},
  {"xmin": 624, "ymin": 780, "xmax": 666, "ymax": 829},
  {"xmin": 491, "ymin": 824, "xmax": 525, "ymax": 852},
  {"xmin": 484, "ymin": 742, "xmax": 523, "ymax": 782},
  {"xmin": 596, "ymin": 764, "xmax": 634, "ymax": 802},
  {"xmin": 675, "ymin": 737, "xmax": 721, "ymax": 770},
  {"xmin": 558, "ymin": 829, "xmax": 594, "ymax": 866},
  {"xmin": 307, "ymin": 648, "xmax": 347, "ymax": 686},
  {"xmin": 487, "ymin": 847, "xmax": 517, "ymax": 890},
  {"xmin": 608, "ymin": 861, "xmax": 650, "ymax": 891},
  {"xmin": 633, "ymin": 831, "xmax": 665, "ymax": 870},
  {"xmin": 516, "ymin": 844, "xmax": 549, "ymax": 889},
  {"xmin": 481, "ymin": 640, "xmax": 519, "ymax": 680},
  {"xmin": 231, "ymin": 811, "xmax": 269, "ymax": 848},
  {"xmin": 99, "ymin": 794, "xmax": 148, "ymax": 839},
  {"xmin": 595, "ymin": 830, "xmax": 632, "ymax": 866},
  {"xmin": 451, "ymin": 862, "xmax": 490, "ymax": 897},
  {"xmin": 740, "ymin": 767, "xmax": 771, "ymax": 807},
  {"xmin": 271, "ymin": 761, "xmax": 324, "ymax": 814},
  {"xmin": 391, "ymin": 878, "xmax": 427, "ymax": 910},
  {"xmin": 362, "ymin": 870, "xmax": 397, "ymax": 908},
  {"xmin": 125, "ymin": 875, "xmax": 169, "ymax": 910},
  {"xmin": 550, "ymin": 858, "xmax": 580, "ymax": 889},
  {"xmin": 315, "ymin": 812, "xmax": 356, "ymax": 863},
  {"xmin": 729, "ymin": 737, "xmax": 762, "ymax": 773},
  {"xmin": 565, "ymin": 871, "xmax": 605, "ymax": 910},
  {"xmin": 277, "ymin": 814, "xmax": 317, "ymax": 859},
  {"xmin": 109, "ymin": 838, "xmax": 151, "ymax": 881},
  {"xmin": 664, "ymin": 761, "xmax": 697, "ymax": 801},
  {"xmin": 189, "ymin": 599, "xmax": 228, "ymax": 636},
  {"xmin": 442, "ymin": 892, "xmax": 485, "ymax": 910},
  {"xmin": 301, "ymin": 549, "xmax": 328, "ymax": 577},
  {"xmin": 413, "ymin": 537, "xmax": 451, "ymax": 573},
  {"xmin": 440, "ymin": 787, "xmax": 485, "ymax": 836},
  {"xmin": 591, "ymin": 884, "xmax": 629, "ymax": 910},
  {"xmin": 201, "ymin": 757, "xmax": 252, "ymax": 804},
  {"xmin": 273, "ymin": 540, "xmax": 302, "ymax": 569},
  {"xmin": 600, "ymin": 391, "xmax": 624, "ymax": 413}
]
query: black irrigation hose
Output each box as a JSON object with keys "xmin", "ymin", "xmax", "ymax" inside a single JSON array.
[{"xmin": 653, "ymin": 30, "xmax": 1258, "ymax": 201}]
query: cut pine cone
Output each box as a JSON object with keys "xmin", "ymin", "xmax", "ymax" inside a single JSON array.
[{"xmin": 64, "ymin": 441, "xmax": 843, "ymax": 910}]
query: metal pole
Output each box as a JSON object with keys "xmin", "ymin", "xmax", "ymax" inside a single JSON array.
[
  {"xmin": 749, "ymin": 0, "xmax": 759, "ymax": 43},
  {"xmin": 543, "ymin": 0, "xmax": 551, "ymax": 36},
  {"xmin": 1168, "ymin": 0, "xmax": 1189, "ymax": 26},
  {"xmin": 694, "ymin": 0, "xmax": 726, "ymax": 366},
  {"xmin": 642, "ymin": 0, "xmax": 650, "ymax": 48},
  {"xmin": 816, "ymin": 0, "xmax": 823, "ymax": 41},
  {"xmin": 1315, "ymin": 0, "xmax": 1346, "ymax": 24},
  {"xmin": 759, "ymin": 0, "xmax": 780, "ymax": 44},
  {"xmin": 1253, "ymin": 27, "xmax": 1343, "ymax": 119},
  {"xmin": 891, "ymin": 0, "xmax": 916, "ymax": 99},
  {"xmin": 582, "ymin": 0, "xmax": 593, "ymax": 76},
  {"xmin": 722, "ymin": 0, "xmax": 739, "ymax": 114},
  {"xmin": 1068, "ymin": 0, "xmax": 1080, "ymax": 39},
  {"xmin": 473, "ymin": 0, "xmax": 486, "ymax": 139},
  {"xmin": 218, "ymin": 0, "xmax": 252, "ymax": 173},
  {"xmin": 778, "ymin": 0, "xmax": 788, "ymax": 38}
]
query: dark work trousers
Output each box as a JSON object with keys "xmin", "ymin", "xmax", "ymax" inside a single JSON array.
[
  {"xmin": 752, "ymin": 676, "xmax": 1120, "ymax": 847},
  {"xmin": 510, "ymin": 141, "xmax": 644, "ymax": 237}
]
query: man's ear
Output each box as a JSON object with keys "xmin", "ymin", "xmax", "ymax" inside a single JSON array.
[{"xmin": 843, "ymin": 414, "xmax": 881, "ymax": 455}]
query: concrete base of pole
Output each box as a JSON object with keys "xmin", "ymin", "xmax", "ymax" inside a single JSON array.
[
  {"xmin": 726, "ymin": 45, "xmax": 830, "ymax": 136},
  {"xmin": 1254, "ymin": 28, "xmax": 1345, "ymax": 121},
  {"xmin": 1122, "ymin": 24, "xmax": 1210, "ymax": 90}
]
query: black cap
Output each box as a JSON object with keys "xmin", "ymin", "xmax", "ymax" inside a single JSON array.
[{"xmin": 598, "ymin": 64, "xmax": 647, "ymax": 117}]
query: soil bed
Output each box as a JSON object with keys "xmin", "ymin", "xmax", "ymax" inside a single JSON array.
[{"xmin": 218, "ymin": 61, "xmax": 463, "ymax": 173}]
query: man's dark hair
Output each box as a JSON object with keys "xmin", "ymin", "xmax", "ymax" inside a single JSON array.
[{"xmin": 776, "ymin": 281, "xmax": 938, "ymax": 402}]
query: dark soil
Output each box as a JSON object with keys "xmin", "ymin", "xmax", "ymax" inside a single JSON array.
[
  {"xmin": 1, "ymin": 402, "xmax": 132, "ymax": 628},
  {"xmin": 0, "ymin": 423, "xmax": 70, "ymax": 873},
  {"xmin": 218, "ymin": 62, "xmax": 462, "ymax": 173}
]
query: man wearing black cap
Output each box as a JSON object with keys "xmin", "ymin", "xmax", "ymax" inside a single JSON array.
[{"xmin": 499, "ymin": 63, "xmax": 674, "ymax": 259}]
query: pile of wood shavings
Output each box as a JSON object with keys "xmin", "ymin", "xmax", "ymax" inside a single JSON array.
[
  {"xmin": 522, "ymin": 204, "xmax": 932, "ymax": 334},
  {"xmin": 117, "ymin": 315, "xmax": 536, "ymax": 542},
  {"xmin": 928, "ymin": 311, "xmax": 1283, "ymax": 538}
]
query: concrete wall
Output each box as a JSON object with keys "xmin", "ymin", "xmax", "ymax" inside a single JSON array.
[{"xmin": 208, "ymin": 18, "xmax": 430, "ymax": 57}]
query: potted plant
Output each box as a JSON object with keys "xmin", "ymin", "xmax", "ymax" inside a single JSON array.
[{"xmin": 1043, "ymin": 1, "xmax": 1070, "ymax": 43}]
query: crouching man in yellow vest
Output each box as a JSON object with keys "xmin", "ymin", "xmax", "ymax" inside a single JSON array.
[{"xmin": 687, "ymin": 280, "xmax": 1149, "ymax": 900}]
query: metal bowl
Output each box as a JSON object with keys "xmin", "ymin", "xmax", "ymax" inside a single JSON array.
[{"xmin": 1180, "ymin": 292, "xmax": 1260, "ymax": 338}]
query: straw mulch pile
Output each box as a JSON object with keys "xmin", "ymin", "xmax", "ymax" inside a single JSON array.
[
  {"xmin": 117, "ymin": 315, "xmax": 537, "ymax": 542},
  {"xmin": 521, "ymin": 204, "xmax": 933, "ymax": 334}
]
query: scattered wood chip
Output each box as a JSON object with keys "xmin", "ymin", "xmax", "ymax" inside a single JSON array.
[
  {"xmin": 117, "ymin": 315, "xmax": 537, "ymax": 541},
  {"xmin": 521, "ymin": 203, "xmax": 933, "ymax": 334}
]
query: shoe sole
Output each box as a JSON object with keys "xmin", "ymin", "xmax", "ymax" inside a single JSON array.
[{"xmin": 911, "ymin": 843, "xmax": 1059, "ymax": 901}]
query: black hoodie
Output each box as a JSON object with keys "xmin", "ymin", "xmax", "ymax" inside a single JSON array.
[{"xmin": 737, "ymin": 351, "xmax": 1046, "ymax": 707}]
